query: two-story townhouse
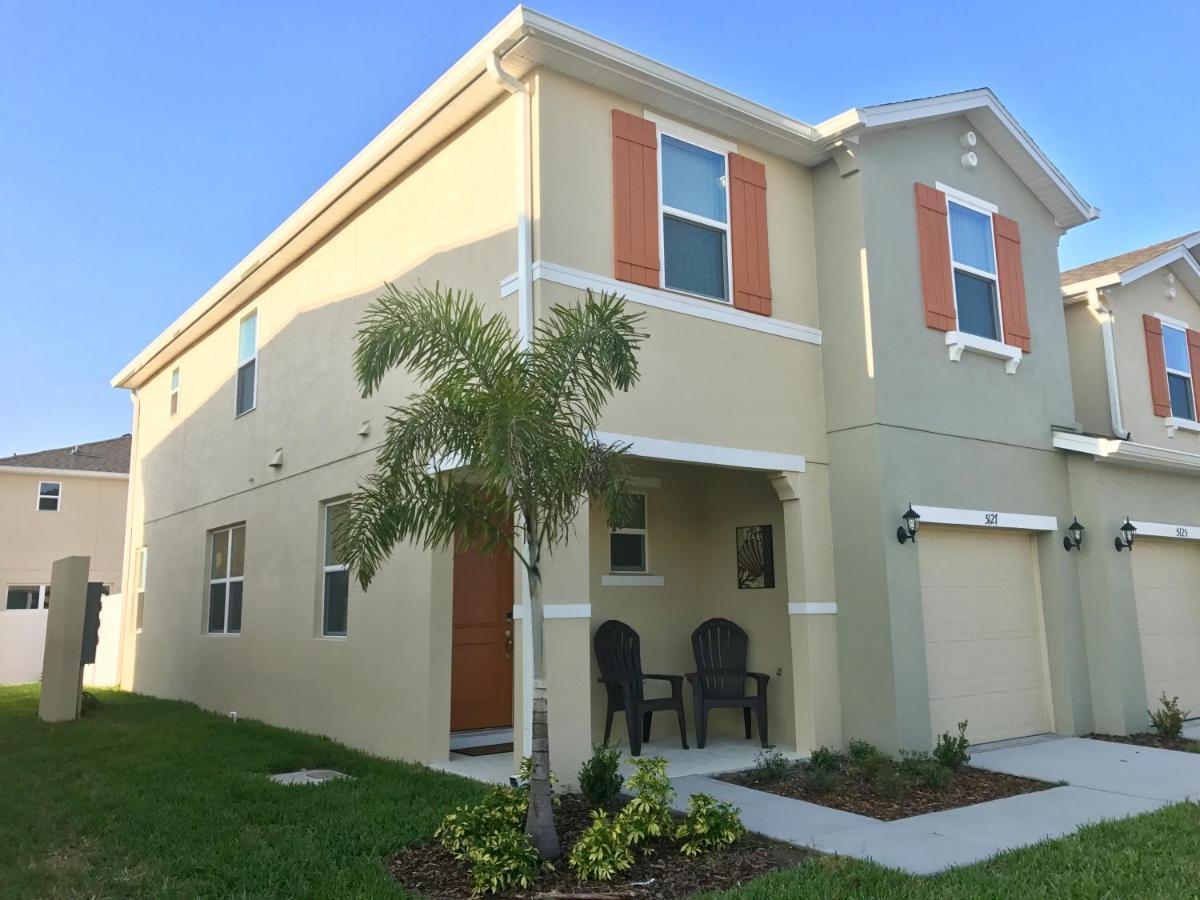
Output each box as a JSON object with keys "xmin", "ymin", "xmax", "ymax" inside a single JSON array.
[
  {"xmin": 0, "ymin": 435, "xmax": 130, "ymax": 684},
  {"xmin": 110, "ymin": 7, "xmax": 1100, "ymax": 779},
  {"xmin": 1059, "ymin": 233, "xmax": 1200, "ymax": 734}
]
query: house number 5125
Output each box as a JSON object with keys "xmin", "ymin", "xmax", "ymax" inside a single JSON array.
[
  {"xmin": 984, "ymin": 513, "xmax": 999, "ymax": 525},
  {"xmin": 1178, "ymin": 527, "xmax": 1189, "ymax": 538}
]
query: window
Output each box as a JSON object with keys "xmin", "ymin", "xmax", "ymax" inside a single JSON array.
[
  {"xmin": 609, "ymin": 493, "xmax": 647, "ymax": 573},
  {"xmin": 321, "ymin": 502, "xmax": 350, "ymax": 637},
  {"xmin": 660, "ymin": 134, "xmax": 730, "ymax": 302},
  {"xmin": 1163, "ymin": 323, "xmax": 1195, "ymax": 420},
  {"xmin": 5, "ymin": 585, "xmax": 46, "ymax": 610},
  {"xmin": 235, "ymin": 311, "xmax": 257, "ymax": 416},
  {"xmin": 169, "ymin": 367, "xmax": 181, "ymax": 416},
  {"xmin": 37, "ymin": 481, "xmax": 60, "ymax": 512},
  {"xmin": 947, "ymin": 200, "xmax": 1001, "ymax": 341},
  {"xmin": 135, "ymin": 546, "xmax": 147, "ymax": 630},
  {"xmin": 207, "ymin": 525, "xmax": 245, "ymax": 634}
]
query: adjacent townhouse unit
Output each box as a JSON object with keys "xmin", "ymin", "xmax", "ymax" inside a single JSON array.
[
  {"xmin": 0, "ymin": 435, "xmax": 130, "ymax": 684},
  {"xmin": 112, "ymin": 6, "xmax": 1192, "ymax": 782},
  {"xmin": 1059, "ymin": 233, "xmax": 1200, "ymax": 733}
]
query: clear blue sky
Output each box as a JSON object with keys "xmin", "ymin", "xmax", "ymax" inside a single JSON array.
[{"xmin": 1, "ymin": 1, "xmax": 1196, "ymax": 455}]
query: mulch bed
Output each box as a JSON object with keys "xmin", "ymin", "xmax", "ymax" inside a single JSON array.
[
  {"xmin": 720, "ymin": 765, "xmax": 1054, "ymax": 821},
  {"xmin": 390, "ymin": 793, "xmax": 808, "ymax": 898},
  {"xmin": 1089, "ymin": 732, "xmax": 1200, "ymax": 753}
]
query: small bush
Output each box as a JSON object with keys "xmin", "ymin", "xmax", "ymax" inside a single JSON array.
[
  {"xmin": 466, "ymin": 828, "xmax": 541, "ymax": 896},
  {"xmin": 568, "ymin": 809, "xmax": 635, "ymax": 881},
  {"xmin": 749, "ymin": 748, "xmax": 791, "ymax": 783},
  {"xmin": 806, "ymin": 746, "xmax": 845, "ymax": 775},
  {"xmin": 435, "ymin": 786, "xmax": 528, "ymax": 860},
  {"xmin": 899, "ymin": 751, "xmax": 952, "ymax": 790},
  {"xmin": 676, "ymin": 793, "xmax": 746, "ymax": 857},
  {"xmin": 804, "ymin": 767, "xmax": 845, "ymax": 795},
  {"xmin": 847, "ymin": 739, "xmax": 884, "ymax": 765},
  {"xmin": 1149, "ymin": 694, "xmax": 1189, "ymax": 741},
  {"xmin": 933, "ymin": 721, "xmax": 971, "ymax": 770},
  {"xmin": 578, "ymin": 744, "xmax": 624, "ymax": 808},
  {"xmin": 616, "ymin": 756, "xmax": 674, "ymax": 846},
  {"xmin": 869, "ymin": 765, "xmax": 908, "ymax": 800}
]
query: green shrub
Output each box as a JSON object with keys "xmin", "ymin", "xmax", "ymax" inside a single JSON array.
[
  {"xmin": 806, "ymin": 746, "xmax": 846, "ymax": 775},
  {"xmin": 675, "ymin": 793, "xmax": 746, "ymax": 857},
  {"xmin": 869, "ymin": 765, "xmax": 908, "ymax": 800},
  {"xmin": 804, "ymin": 767, "xmax": 845, "ymax": 795},
  {"xmin": 568, "ymin": 809, "xmax": 635, "ymax": 881},
  {"xmin": 748, "ymin": 748, "xmax": 791, "ymax": 783},
  {"xmin": 899, "ymin": 751, "xmax": 952, "ymax": 790},
  {"xmin": 615, "ymin": 756, "xmax": 674, "ymax": 846},
  {"xmin": 1149, "ymin": 694, "xmax": 1189, "ymax": 740},
  {"xmin": 578, "ymin": 745, "xmax": 624, "ymax": 807},
  {"xmin": 435, "ymin": 786, "xmax": 528, "ymax": 861},
  {"xmin": 847, "ymin": 739, "xmax": 884, "ymax": 765},
  {"xmin": 933, "ymin": 721, "xmax": 971, "ymax": 770},
  {"xmin": 465, "ymin": 828, "xmax": 541, "ymax": 896}
]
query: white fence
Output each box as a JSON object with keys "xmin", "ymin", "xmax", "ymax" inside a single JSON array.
[{"xmin": 0, "ymin": 591, "xmax": 123, "ymax": 687}]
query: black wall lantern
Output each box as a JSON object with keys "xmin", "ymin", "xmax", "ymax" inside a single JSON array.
[
  {"xmin": 897, "ymin": 505, "xmax": 921, "ymax": 545},
  {"xmin": 1063, "ymin": 517, "xmax": 1085, "ymax": 552},
  {"xmin": 1114, "ymin": 517, "xmax": 1137, "ymax": 552}
]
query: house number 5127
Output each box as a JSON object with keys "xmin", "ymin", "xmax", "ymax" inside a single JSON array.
[{"xmin": 984, "ymin": 513, "xmax": 999, "ymax": 526}]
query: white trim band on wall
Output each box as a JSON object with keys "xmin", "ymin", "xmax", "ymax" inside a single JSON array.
[
  {"xmin": 601, "ymin": 574, "xmax": 665, "ymax": 587},
  {"xmin": 511, "ymin": 604, "xmax": 592, "ymax": 620},
  {"xmin": 912, "ymin": 505, "xmax": 1058, "ymax": 532},
  {"xmin": 1129, "ymin": 521, "xmax": 1200, "ymax": 541},
  {"xmin": 595, "ymin": 431, "xmax": 805, "ymax": 473},
  {"xmin": 788, "ymin": 602, "xmax": 837, "ymax": 615}
]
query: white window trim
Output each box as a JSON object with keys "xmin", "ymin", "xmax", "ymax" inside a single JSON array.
[
  {"xmin": 945, "ymin": 330, "xmax": 1022, "ymax": 374},
  {"xmin": 1159, "ymin": 319, "xmax": 1196, "ymax": 430},
  {"xmin": 235, "ymin": 309, "xmax": 258, "ymax": 418},
  {"xmin": 169, "ymin": 367, "xmax": 181, "ymax": 416},
  {"xmin": 36, "ymin": 481, "xmax": 61, "ymax": 512},
  {"xmin": 609, "ymin": 491, "xmax": 648, "ymax": 575},
  {"xmin": 135, "ymin": 546, "xmax": 147, "ymax": 632},
  {"xmin": 5, "ymin": 584, "xmax": 49, "ymax": 611},
  {"xmin": 320, "ymin": 501, "xmax": 350, "ymax": 638},
  {"xmin": 207, "ymin": 526, "xmax": 244, "ymax": 635},
  {"xmin": 601, "ymin": 574, "xmax": 665, "ymax": 587},
  {"xmin": 942, "ymin": 189, "xmax": 1005, "ymax": 349},
  {"xmin": 655, "ymin": 124, "xmax": 735, "ymax": 306}
]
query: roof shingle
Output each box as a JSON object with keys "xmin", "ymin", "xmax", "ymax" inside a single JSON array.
[
  {"xmin": 1062, "ymin": 233, "xmax": 1200, "ymax": 288},
  {"xmin": 2, "ymin": 435, "xmax": 131, "ymax": 475}
]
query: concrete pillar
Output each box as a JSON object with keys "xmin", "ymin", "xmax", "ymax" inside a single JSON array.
[
  {"xmin": 39, "ymin": 556, "xmax": 90, "ymax": 723},
  {"xmin": 771, "ymin": 471, "xmax": 842, "ymax": 752}
]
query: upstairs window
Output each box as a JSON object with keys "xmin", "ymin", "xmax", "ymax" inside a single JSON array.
[
  {"xmin": 169, "ymin": 367, "xmax": 181, "ymax": 416},
  {"xmin": 235, "ymin": 311, "xmax": 257, "ymax": 417},
  {"xmin": 609, "ymin": 493, "xmax": 648, "ymax": 573},
  {"xmin": 660, "ymin": 135, "xmax": 730, "ymax": 302},
  {"xmin": 321, "ymin": 501, "xmax": 350, "ymax": 637},
  {"xmin": 37, "ymin": 481, "xmax": 60, "ymax": 512},
  {"xmin": 207, "ymin": 525, "xmax": 245, "ymax": 634},
  {"xmin": 947, "ymin": 200, "xmax": 1000, "ymax": 341},
  {"xmin": 1163, "ymin": 323, "xmax": 1196, "ymax": 420}
]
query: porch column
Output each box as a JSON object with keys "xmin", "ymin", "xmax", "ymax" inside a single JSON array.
[{"xmin": 771, "ymin": 470, "xmax": 842, "ymax": 753}]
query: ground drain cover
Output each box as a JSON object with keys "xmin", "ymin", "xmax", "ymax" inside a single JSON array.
[{"xmin": 270, "ymin": 768, "xmax": 350, "ymax": 785}]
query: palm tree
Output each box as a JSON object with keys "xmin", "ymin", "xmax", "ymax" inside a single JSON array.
[{"xmin": 340, "ymin": 283, "xmax": 645, "ymax": 858}]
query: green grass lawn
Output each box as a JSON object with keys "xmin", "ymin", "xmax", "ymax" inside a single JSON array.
[{"xmin": 2, "ymin": 684, "xmax": 1198, "ymax": 899}]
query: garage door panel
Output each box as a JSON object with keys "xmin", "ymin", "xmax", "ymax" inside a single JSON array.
[
  {"xmin": 920, "ymin": 527, "xmax": 1053, "ymax": 745},
  {"xmin": 1133, "ymin": 540, "xmax": 1200, "ymax": 714}
]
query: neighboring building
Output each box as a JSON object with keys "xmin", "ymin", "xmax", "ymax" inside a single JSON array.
[
  {"xmin": 110, "ymin": 7, "xmax": 1157, "ymax": 779},
  {"xmin": 0, "ymin": 435, "xmax": 131, "ymax": 684},
  {"xmin": 1059, "ymin": 234, "xmax": 1200, "ymax": 732}
]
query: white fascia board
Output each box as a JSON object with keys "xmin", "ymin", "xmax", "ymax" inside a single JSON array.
[
  {"xmin": 1061, "ymin": 273, "xmax": 1121, "ymax": 299},
  {"xmin": 1121, "ymin": 245, "xmax": 1200, "ymax": 297},
  {"xmin": 912, "ymin": 504, "xmax": 1058, "ymax": 532},
  {"xmin": 0, "ymin": 465, "xmax": 129, "ymax": 481},
  {"xmin": 595, "ymin": 431, "xmax": 804, "ymax": 473},
  {"xmin": 1053, "ymin": 430, "xmax": 1200, "ymax": 474},
  {"xmin": 1129, "ymin": 520, "xmax": 1200, "ymax": 541}
]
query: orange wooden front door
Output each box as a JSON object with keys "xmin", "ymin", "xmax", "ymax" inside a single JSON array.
[{"xmin": 450, "ymin": 538, "xmax": 514, "ymax": 732}]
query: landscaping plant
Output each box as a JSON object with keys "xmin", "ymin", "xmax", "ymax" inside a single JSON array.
[
  {"xmin": 616, "ymin": 756, "xmax": 674, "ymax": 846},
  {"xmin": 1149, "ymin": 693, "xmax": 1189, "ymax": 741},
  {"xmin": 676, "ymin": 793, "xmax": 747, "ymax": 857},
  {"xmin": 749, "ymin": 748, "xmax": 791, "ymax": 783},
  {"xmin": 806, "ymin": 745, "xmax": 846, "ymax": 775},
  {"xmin": 567, "ymin": 809, "xmax": 635, "ymax": 881},
  {"xmin": 464, "ymin": 829, "xmax": 542, "ymax": 897},
  {"xmin": 578, "ymin": 744, "xmax": 623, "ymax": 808},
  {"xmin": 933, "ymin": 720, "xmax": 972, "ymax": 770},
  {"xmin": 899, "ymin": 751, "xmax": 952, "ymax": 790},
  {"xmin": 434, "ymin": 786, "xmax": 528, "ymax": 861},
  {"xmin": 341, "ymin": 284, "xmax": 645, "ymax": 858}
]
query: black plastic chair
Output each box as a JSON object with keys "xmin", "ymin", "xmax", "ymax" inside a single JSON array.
[
  {"xmin": 593, "ymin": 619, "xmax": 688, "ymax": 756},
  {"xmin": 687, "ymin": 618, "xmax": 769, "ymax": 748}
]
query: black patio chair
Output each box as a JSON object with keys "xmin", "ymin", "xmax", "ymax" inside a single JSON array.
[
  {"xmin": 687, "ymin": 618, "xmax": 769, "ymax": 749},
  {"xmin": 593, "ymin": 619, "xmax": 688, "ymax": 756}
]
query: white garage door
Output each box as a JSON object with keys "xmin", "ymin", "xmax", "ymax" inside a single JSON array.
[
  {"xmin": 1132, "ymin": 540, "xmax": 1200, "ymax": 715},
  {"xmin": 919, "ymin": 527, "xmax": 1053, "ymax": 744}
]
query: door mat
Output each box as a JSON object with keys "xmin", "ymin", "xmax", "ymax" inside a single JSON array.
[{"xmin": 455, "ymin": 742, "xmax": 514, "ymax": 757}]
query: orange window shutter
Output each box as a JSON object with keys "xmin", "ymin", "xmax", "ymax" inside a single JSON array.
[
  {"xmin": 1143, "ymin": 314, "xmax": 1172, "ymax": 417},
  {"xmin": 611, "ymin": 109, "xmax": 660, "ymax": 289},
  {"xmin": 914, "ymin": 183, "xmax": 956, "ymax": 332},
  {"xmin": 1189, "ymin": 329, "xmax": 1200, "ymax": 417},
  {"xmin": 993, "ymin": 214, "xmax": 1031, "ymax": 352},
  {"xmin": 728, "ymin": 153, "xmax": 772, "ymax": 316}
]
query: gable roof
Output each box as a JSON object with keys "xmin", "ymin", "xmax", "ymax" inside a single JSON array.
[
  {"xmin": 1062, "ymin": 232, "xmax": 1200, "ymax": 299},
  {"xmin": 1062, "ymin": 232, "xmax": 1200, "ymax": 286},
  {"xmin": 111, "ymin": 6, "xmax": 1097, "ymax": 390},
  {"xmin": 1, "ymin": 435, "xmax": 132, "ymax": 476}
]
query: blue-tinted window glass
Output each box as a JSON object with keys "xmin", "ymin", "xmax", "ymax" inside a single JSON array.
[
  {"xmin": 1163, "ymin": 326, "xmax": 1191, "ymax": 373},
  {"xmin": 1169, "ymin": 373, "xmax": 1195, "ymax": 420},
  {"xmin": 238, "ymin": 313, "xmax": 257, "ymax": 364},
  {"xmin": 661, "ymin": 135, "xmax": 726, "ymax": 222},
  {"xmin": 949, "ymin": 202, "xmax": 995, "ymax": 274},
  {"xmin": 953, "ymin": 270, "xmax": 998, "ymax": 340},
  {"xmin": 663, "ymin": 216, "xmax": 727, "ymax": 300}
]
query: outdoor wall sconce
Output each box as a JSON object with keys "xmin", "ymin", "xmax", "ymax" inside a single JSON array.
[
  {"xmin": 1114, "ymin": 518, "xmax": 1137, "ymax": 552},
  {"xmin": 1063, "ymin": 517, "xmax": 1085, "ymax": 552},
  {"xmin": 896, "ymin": 505, "xmax": 921, "ymax": 545}
]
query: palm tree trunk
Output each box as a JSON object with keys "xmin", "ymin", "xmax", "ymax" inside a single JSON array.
[{"xmin": 523, "ymin": 530, "xmax": 560, "ymax": 860}]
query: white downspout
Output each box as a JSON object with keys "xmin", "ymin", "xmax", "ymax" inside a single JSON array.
[
  {"xmin": 487, "ymin": 50, "xmax": 535, "ymax": 755},
  {"xmin": 1090, "ymin": 287, "xmax": 1130, "ymax": 440}
]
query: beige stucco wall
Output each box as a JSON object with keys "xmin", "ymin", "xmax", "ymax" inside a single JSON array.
[
  {"xmin": 1063, "ymin": 300, "xmax": 1113, "ymax": 436},
  {"xmin": 0, "ymin": 469, "xmax": 127, "ymax": 594}
]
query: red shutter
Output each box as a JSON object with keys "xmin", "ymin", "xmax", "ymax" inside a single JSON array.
[
  {"xmin": 728, "ymin": 153, "xmax": 772, "ymax": 316},
  {"xmin": 914, "ymin": 183, "xmax": 956, "ymax": 331},
  {"xmin": 1189, "ymin": 329, "xmax": 1200, "ymax": 417},
  {"xmin": 993, "ymin": 214, "xmax": 1031, "ymax": 352},
  {"xmin": 1143, "ymin": 314, "xmax": 1172, "ymax": 417},
  {"xmin": 611, "ymin": 109, "xmax": 660, "ymax": 288}
]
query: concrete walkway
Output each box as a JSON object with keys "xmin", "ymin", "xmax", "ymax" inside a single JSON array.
[{"xmin": 670, "ymin": 734, "xmax": 1200, "ymax": 876}]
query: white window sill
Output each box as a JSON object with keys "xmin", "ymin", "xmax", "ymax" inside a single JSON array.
[
  {"xmin": 1165, "ymin": 417, "xmax": 1200, "ymax": 438},
  {"xmin": 601, "ymin": 574, "xmax": 665, "ymax": 587},
  {"xmin": 945, "ymin": 330, "xmax": 1022, "ymax": 374}
]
